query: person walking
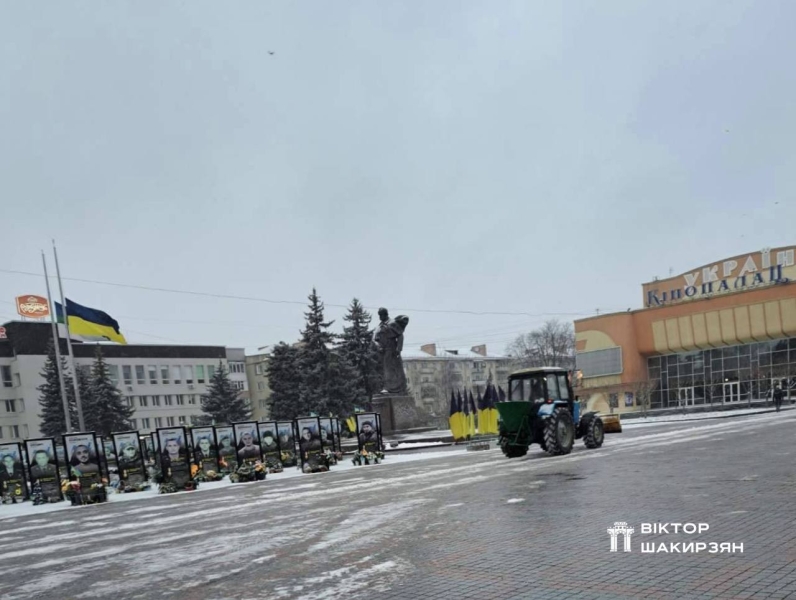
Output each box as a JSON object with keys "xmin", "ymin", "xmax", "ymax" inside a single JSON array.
[{"xmin": 773, "ymin": 383, "xmax": 784, "ymax": 412}]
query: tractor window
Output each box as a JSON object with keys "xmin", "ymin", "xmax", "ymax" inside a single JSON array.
[
  {"xmin": 546, "ymin": 374, "xmax": 562, "ymax": 400},
  {"xmin": 557, "ymin": 374, "xmax": 571, "ymax": 400},
  {"xmin": 510, "ymin": 379, "xmax": 524, "ymax": 401},
  {"xmin": 528, "ymin": 377, "xmax": 545, "ymax": 401}
]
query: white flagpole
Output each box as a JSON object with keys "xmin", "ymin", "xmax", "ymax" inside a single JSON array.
[
  {"xmin": 52, "ymin": 240, "xmax": 86, "ymax": 432},
  {"xmin": 42, "ymin": 251, "xmax": 73, "ymax": 433}
]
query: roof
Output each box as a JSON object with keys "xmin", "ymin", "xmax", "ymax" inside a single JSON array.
[
  {"xmin": 509, "ymin": 366, "xmax": 568, "ymax": 377},
  {"xmin": 401, "ymin": 347, "xmax": 506, "ymax": 360}
]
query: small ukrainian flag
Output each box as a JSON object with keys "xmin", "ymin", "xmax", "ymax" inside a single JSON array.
[{"xmin": 55, "ymin": 298, "xmax": 127, "ymax": 344}]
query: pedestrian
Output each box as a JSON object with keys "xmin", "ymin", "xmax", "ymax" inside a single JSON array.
[{"xmin": 773, "ymin": 383, "xmax": 784, "ymax": 412}]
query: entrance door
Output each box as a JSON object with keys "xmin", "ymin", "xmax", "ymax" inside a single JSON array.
[
  {"xmin": 723, "ymin": 382, "xmax": 740, "ymax": 403},
  {"xmin": 678, "ymin": 387, "xmax": 694, "ymax": 407}
]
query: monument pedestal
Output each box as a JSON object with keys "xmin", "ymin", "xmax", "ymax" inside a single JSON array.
[{"xmin": 371, "ymin": 394, "xmax": 421, "ymax": 434}]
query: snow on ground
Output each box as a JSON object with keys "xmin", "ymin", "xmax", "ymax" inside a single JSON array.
[
  {"xmin": 389, "ymin": 441, "xmax": 446, "ymax": 449},
  {"xmin": 621, "ymin": 406, "xmax": 790, "ymax": 428},
  {"xmin": 0, "ymin": 448, "xmax": 471, "ymax": 521}
]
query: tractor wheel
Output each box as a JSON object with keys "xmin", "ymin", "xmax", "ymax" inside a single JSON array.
[
  {"xmin": 582, "ymin": 413, "xmax": 605, "ymax": 449},
  {"xmin": 500, "ymin": 441, "xmax": 528, "ymax": 458},
  {"xmin": 543, "ymin": 407, "xmax": 575, "ymax": 456}
]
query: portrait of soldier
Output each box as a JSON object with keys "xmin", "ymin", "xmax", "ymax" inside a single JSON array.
[
  {"xmin": 236, "ymin": 430, "xmax": 261, "ymax": 461},
  {"xmin": 261, "ymin": 431, "xmax": 279, "ymax": 453},
  {"xmin": 299, "ymin": 426, "xmax": 322, "ymax": 452},
  {"xmin": 69, "ymin": 443, "xmax": 100, "ymax": 477},
  {"xmin": 30, "ymin": 448, "xmax": 57, "ymax": 480},
  {"xmin": 358, "ymin": 420, "xmax": 379, "ymax": 447}
]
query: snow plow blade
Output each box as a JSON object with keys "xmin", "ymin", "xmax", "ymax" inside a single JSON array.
[{"xmin": 601, "ymin": 414, "xmax": 622, "ymax": 434}]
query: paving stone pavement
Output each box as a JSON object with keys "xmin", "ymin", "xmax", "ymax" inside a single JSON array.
[{"xmin": 0, "ymin": 411, "xmax": 795, "ymax": 599}]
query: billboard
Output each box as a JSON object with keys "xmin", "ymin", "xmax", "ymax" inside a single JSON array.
[
  {"xmin": 214, "ymin": 426, "xmax": 237, "ymax": 472},
  {"xmin": 157, "ymin": 427, "xmax": 191, "ymax": 487},
  {"xmin": 25, "ymin": 438, "xmax": 62, "ymax": 501},
  {"xmin": 15, "ymin": 295, "xmax": 50, "ymax": 319},
  {"xmin": 296, "ymin": 417, "xmax": 323, "ymax": 471},
  {"xmin": 233, "ymin": 421, "xmax": 262, "ymax": 466},
  {"xmin": 192, "ymin": 427, "xmax": 219, "ymax": 474},
  {"xmin": 0, "ymin": 442, "xmax": 28, "ymax": 500},
  {"xmin": 277, "ymin": 421, "xmax": 297, "ymax": 468},
  {"xmin": 258, "ymin": 421, "xmax": 281, "ymax": 470},
  {"xmin": 113, "ymin": 431, "xmax": 147, "ymax": 486}
]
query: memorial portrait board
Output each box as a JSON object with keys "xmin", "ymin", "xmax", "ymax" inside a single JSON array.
[
  {"xmin": 192, "ymin": 427, "xmax": 219, "ymax": 474},
  {"xmin": 296, "ymin": 417, "xmax": 323, "ymax": 471},
  {"xmin": 142, "ymin": 435, "xmax": 154, "ymax": 462},
  {"xmin": 332, "ymin": 419, "xmax": 342, "ymax": 451},
  {"xmin": 277, "ymin": 421, "xmax": 297, "ymax": 468},
  {"xmin": 0, "ymin": 442, "xmax": 28, "ymax": 500},
  {"xmin": 63, "ymin": 433, "xmax": 102, "ymax": 487},
  {"xmin": 233, "ymin": 422, "xmax": 262, "ymax": 466},
  {"xmin": 24, "ymin": 438, "xmax": 61, "ymax": 501},
  {"xmin": 214, "ymin": 426, "xmax": 237, "ymax": 472},
  {"xmin": 258, "ymin": 421, "xmax": 281, "ymax": 469},
  {"xmin": 103, "ymin": 437, "xmax": 117, "ymax": 472},
  {"xmin": 319, "ymin": 418, "xmax": 336, "ymax": 452},
  {"xmin": 157, "ymin": 427, "xmax": 191, "ymax": 487},
  {"xmin": 356, "ymin": 413, "xmax": 381, "ymax": 453},
  {"xmin": 113, "ymin": 431, "xmax": 146, "ymax": 486}
]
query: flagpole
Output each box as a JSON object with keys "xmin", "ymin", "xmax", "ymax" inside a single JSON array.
[
  {"xmin": 52, "ymin": 240, "xmax": 86, "ymax": 432},
  {"xmin": 42, "ymin": 251, "xmax": 73, "ymax": 433}
]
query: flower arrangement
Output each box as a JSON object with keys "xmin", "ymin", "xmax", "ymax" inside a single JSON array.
[
  {"xmin": 352, "ymin": 449, "xmax": 385, "ymax": 466},
  {"xmin": 62, "ymin": 480, "xmax": 82, "ymax": 505},
  {"xmin": 230, "ymin": 463, "xmax": 265, "ymax": 483},
  {"xmin": 159, "ymin": 482, "xmax": 178, "ymax": 494}
]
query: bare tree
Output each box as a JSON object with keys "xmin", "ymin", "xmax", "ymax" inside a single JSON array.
[
  {"xmin": 632, "ymin": 379, "xmax": 657, "ymax": 417},
  {"xmin": 506, "ymin": 319, "xmax": 575, "ymax": 369}
]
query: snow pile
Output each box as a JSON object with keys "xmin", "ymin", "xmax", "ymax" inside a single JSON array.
[{"xmin": 622, "ymin": 406, "xmax": 787, "ymax": 428}]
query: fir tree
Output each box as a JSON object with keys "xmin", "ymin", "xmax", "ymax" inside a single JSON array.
[
  {"xmin": 200, "ymin": 361, "xmax": 251, "ymax": 424},
  {"xmin": 266, "ymin": 342, "xmax": 303, "ymax": 420},
  {"xmin": 37, "ymin": 340, "xmax": 79, "ymax": 438},
  {"xmin": 338, "ymin": 298, "xmax": 382, "ymax": 407},
  {"xmin": 86, "ymin": 346, "xmax": 134, "ymax": 436},
  {"xmin": 297, "ymin": 288, "xmax": 358, "ymax": 416}
]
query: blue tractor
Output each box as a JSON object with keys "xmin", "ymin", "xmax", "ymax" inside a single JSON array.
[{"xmin": 496, "ymin": 367, "xmax": 606, "ymax": 458}]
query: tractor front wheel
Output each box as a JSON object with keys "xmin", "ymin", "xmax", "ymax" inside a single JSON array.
[
  {"xmin": 543, "ymin": 407, "xmax": 575, "ymax": 456},
  {"xmin": 582, "ymin": 413, "xmax": 605, "ymax": 449}
]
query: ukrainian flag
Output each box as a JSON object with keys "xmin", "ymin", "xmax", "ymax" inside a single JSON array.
[{"xmin": 55, "ymin": 298, "xmax": 127, "ymax": 344}]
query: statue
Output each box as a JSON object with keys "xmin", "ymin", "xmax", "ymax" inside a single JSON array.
[{"xmin": 373, "ymin": 308, "xmax": 409, "ymax": 395}]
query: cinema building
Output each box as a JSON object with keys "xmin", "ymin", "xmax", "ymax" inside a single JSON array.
[{"xmin": 574, "ymin": 246, "xmax": 796, "ymax": 414}]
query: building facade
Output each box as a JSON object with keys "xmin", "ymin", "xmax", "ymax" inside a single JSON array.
[
  {"xmin": 0, "ymin": 321, "xmax": 231, "ymax": 441},
  {"xmin": 245, "ymin": 351, "xmax": 272, "ymax": 421},
  {"xmin": 404, "ymin": 344, "xmax": 513, "ymax": 425},
  {"xmin": 574, "ymin": 246, "xmax": 796, "ymax": 414}
]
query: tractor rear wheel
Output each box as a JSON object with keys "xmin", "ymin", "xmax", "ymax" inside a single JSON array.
[
  {"xmin": 543, "ymin": 407, "xmax": 575, "ymax": 456},
  {"xmin": 582, "ymin": 413, "xmax": 605, "ymax": 449}
]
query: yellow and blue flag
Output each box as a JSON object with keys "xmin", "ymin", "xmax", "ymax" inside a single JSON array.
[{"xmin": 55, "ymin": 298, "xmax": 127, "ymax": 344}]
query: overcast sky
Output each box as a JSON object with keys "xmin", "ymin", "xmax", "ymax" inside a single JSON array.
[{"xmin": 2, "ymin": 1, "xmax": 795, "ymax": 355}]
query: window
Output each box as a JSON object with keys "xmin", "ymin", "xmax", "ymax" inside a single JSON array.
[
  {"xmin": 178, "ymin": 415, "xmax": 186, "ymax": 425},
  {"xmin": 139, "ymin": 396, "xmax": 149, "ymax": 408},
  {"xmin": 136, "ymin": 365, "xmax": 146, "ymax": 385},
  {"xmin": 624, "ymin": 392, "xmax": 634, "ymax": 407},
  {"xmin": 167, "ymin": 416, "xmax": 175, "ymax": 426},
  {"xmin": 141, "ymin": 418, "xmax": 151, "ymax": 429},
  {"xmin": 557, "ymin": 375, "xmax": 570, "ymax": 400},
  {"xmin": 5, "ymin": 399, "xmax": 16, "ymax": 413},
  {"xmin": 164, "ymin": 395, "xmax": 173, "ymax": 406},
  {"xmin": 255, "ymin": 364, "xmax": 262, "ymax": 375},
  {"xmin": 232, "ymin": 381, "xmax": 245, "ymax": 391},
  {"xmin": 190, "ymin": 415, "xmax": 201, "ymax": 425},
  {"xmin": 11, "ymin": 425, "xmax": 20, "ymax": 439},
  {"xmin": 208, "ymin": 365, "xmax": 216, "ymax": 379},
  {"xmin": 0, "ymin": 426, "xmax": 3, "ymax": 439},
  {"xmin": 257, "ymin": 382, "xmax": 265, "ymax": 391},
  {"xmin": 183, "ymin": 366, "xmax": 194, "ymax": 384},
  {"xmin": 546, "ymin": 374, "xmax": 561, "ymax": 400},
  {"xmin": 171, "ymin": 365, "xmax": 181, "ymax": 384},
  {"xmin": 161, "ymin": 366, "xmax": 170, "ymax": 384},
  {"xmin": 1, "ymin": 366, "xmax": 11, "ymax": 388},
  {"xmin": 124, "ymin": 397, "xmax": 134, "ymax": 408},
  {"xmin": 148, "ymin": 365, "xmax": 158, "ymax": 384},
  {"xmin": 13, "ymin": 374, "xmax": 20, "ymax": 387},
  {"xmin": 609, "ymin": 393, "xmax": 619, "ymax": 409},
  {"xmin": 152, "ymin": 395, "xmax": 161, "ymax": 407},
  {"xmin": 155, "ymin": 417, "xmax": 163, "ymax": 427},
  {"xmin": 176, "ymin": 395, "xmax": 185, "ymax": 406},
  {"xmin": 130, "ymin": 419, "xmax": 137, "ymax": 429},
  {"xmin": 188, "ymin": 395, "xmax": 196, "ymax": 405},
  {"xmin": 123, "ymin": 365, "xmax": 132, "ymax": 385},
  {"xmin": 108, "ymin": 364, "xmax": 119, "ymax": 385}
]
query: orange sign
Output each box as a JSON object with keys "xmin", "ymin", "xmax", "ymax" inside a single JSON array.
[{"xmin": 15, "ymin": 295, "xmax": 50, "ymax": 319}]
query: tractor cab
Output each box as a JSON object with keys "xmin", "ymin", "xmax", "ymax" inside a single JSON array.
[{"xmin": 497, "ymin": 366, "xmax": 604, "ymax": 458}]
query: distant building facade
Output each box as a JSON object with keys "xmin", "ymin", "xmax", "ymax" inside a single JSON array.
[
  {"xmin": 245, "ymin": 351, "xmax": 272, "ymax": 421},
  {"xmin": 0, "ymin": 321, "xmax": 233, "ymax": 441}
]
